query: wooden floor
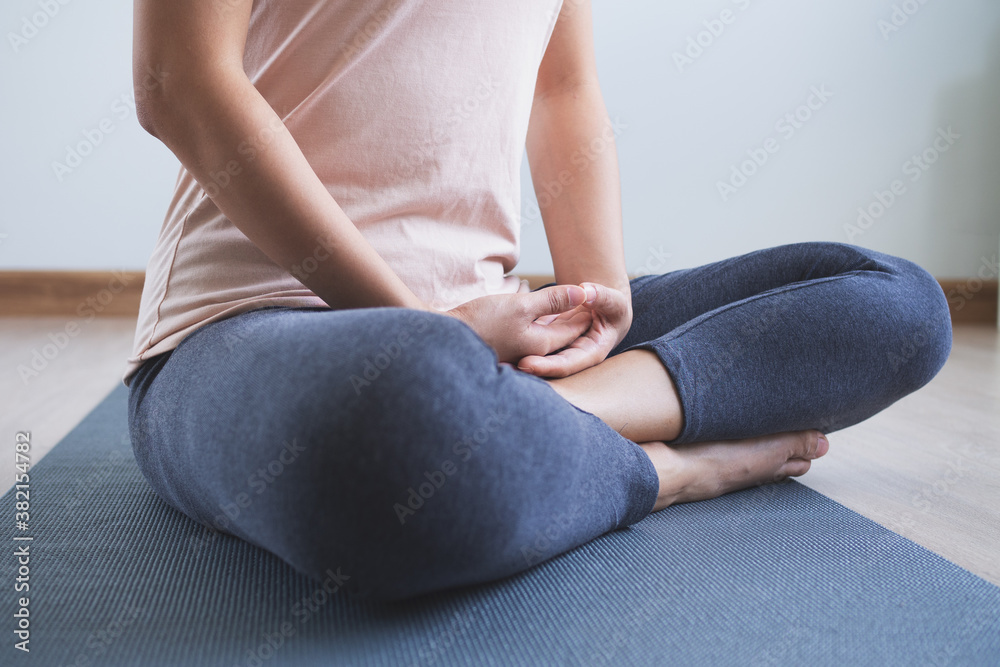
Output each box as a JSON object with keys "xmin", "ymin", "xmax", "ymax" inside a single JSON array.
[{"xmin": 2, "ymin": 317, "xmax": 998, "ymax": 586}]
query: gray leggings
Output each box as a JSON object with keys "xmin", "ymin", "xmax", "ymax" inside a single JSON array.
[{"xmin": 126, "ymin": 241, "xmax": 952, "ymax": 600}]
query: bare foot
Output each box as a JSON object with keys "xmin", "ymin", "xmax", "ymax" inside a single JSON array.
[{"xmin": 640, "ymin": 430, "xmax": 830, "ymax": 512}]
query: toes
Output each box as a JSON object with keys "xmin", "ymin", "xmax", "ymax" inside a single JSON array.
[
  {"xmin": 813, "ymin": 431, "xmax": 830, "ymax": 458},
  {"xmin": 780, "ymin": 458, "xmax": 812, "ymax": 479},
  {"xmin": 780, "ymin": 431, "xmax": 828, "ymax": 480},
  {"xmin": 793, "ymin": 430, "xmax": 829, "ymax": 460}
]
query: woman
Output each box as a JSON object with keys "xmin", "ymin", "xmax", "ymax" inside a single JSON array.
[{"xmin": 125, "ymin": 0, "xmax": 952, "ymax": 601}]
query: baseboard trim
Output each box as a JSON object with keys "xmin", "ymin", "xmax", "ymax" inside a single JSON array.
[
  {"xmin": 0, "ymin": 271, "xmax": 995, "ymax": 325},
  {"xmin": 0, "ymin": 271, "xmax": 144, "ymax": 317},
  {"xmin": 937, "ymin": 278, "xmax": 998, "ymax": 325}
]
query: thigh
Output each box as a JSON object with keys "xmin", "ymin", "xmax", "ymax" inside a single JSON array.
[
  {"xmin": 127, "ymin": 304, "xmax": 659, "ymax": 600},
  {"xmin": 126, "ymin": 305, "xmax": 447, "ymax": 539}
]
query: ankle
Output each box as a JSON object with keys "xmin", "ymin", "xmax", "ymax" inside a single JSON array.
[{"xmin": 640, "ymin": 442, "xmax": 690, "ymax": 512}]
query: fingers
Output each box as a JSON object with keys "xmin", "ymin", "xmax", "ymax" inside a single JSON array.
[
  {"xmin": 533, "ymin": 308, "xmax": 591, "ymax": 328},
  {"xmin": 516, "ymin": 343, "xmax": 601, "ymax": 378},
  {"xmin": 524, "ymin": 282, "xmax": 624, "ymax": 322},
  {"xmin": 578, "ymin": 281, "xmax": 627, "ymax": 316},
  {"xmin": 522, "ymin": 314, "xmax": 592, "ymax": 362},
  {"xmin": 517, "ymin": 326, "xmax": 605, "ymax": 377},
  {"xmin": 536, "ymin": 309, "xmax": 592, "ymax": 338},
  {"xmin": 527, "ymin": 284, "xmax": 588, "ymax": 318}
]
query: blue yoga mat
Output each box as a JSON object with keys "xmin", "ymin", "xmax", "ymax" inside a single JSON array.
[{"xmin": 2, "ymin": 384, "xmax": 998, "ymax": 666}]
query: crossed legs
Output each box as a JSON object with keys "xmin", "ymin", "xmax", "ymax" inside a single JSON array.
[
  {"xmin": 547, "ymin": 241, "xmax": 951, "ymax": 512},
  {"xmin": 127, "ymin": 241, "xmax": 952, "ymax": 600}
]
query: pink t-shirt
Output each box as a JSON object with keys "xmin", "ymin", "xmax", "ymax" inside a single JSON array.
[{"xmin": 123, "ymin": 0, "xmax": 563, "ymax": 387}]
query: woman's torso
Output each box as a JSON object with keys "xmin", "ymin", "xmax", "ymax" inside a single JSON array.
[{"xmin": 123, "ymin": 0, "xmax": 564, "ymax": 386}]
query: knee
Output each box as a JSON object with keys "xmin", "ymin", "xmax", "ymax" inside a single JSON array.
[
  {"xmin": 799, "ymin": 242, "xmax": 953, "ymax": 390},
  {"xmin": 882, "ymin": 257, "xmax": 953, "ymax": 392},
  {"xmin": 311, "ymin": 427, "xmax": 516, "ymax": 601},
  {"xmin": 295, "ymin": 312, "xmax": 516, "ymax": 600}
]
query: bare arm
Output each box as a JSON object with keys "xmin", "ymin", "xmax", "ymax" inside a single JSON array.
[
  {"xmin": 525, "ymin": 0, "xmax": 632, "ymax": 315},
  {"xmin": 132, "ymin": 0, "xmax": 430, "ymax": 312},
  {"xmin": 134, "ymin": 0, "xmax": 599, "ymax": 366},
  {"xmin": 516, "ymin": 0, "xmax": 633, "ymax": 377}
]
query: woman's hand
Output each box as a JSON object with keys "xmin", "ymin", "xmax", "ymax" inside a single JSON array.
[
  {"xmin": 514, "ymin": 281, "xmax": 632, "ymax": 378},
  {"xmin": 443, "ymin": 285, "xmax": 594, "ymax": 365}
]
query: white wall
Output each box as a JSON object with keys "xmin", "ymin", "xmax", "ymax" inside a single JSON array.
[
  {"xmin": 2, "ymin": 0, "xmax": 998, "ymax": 279},
  {"xmin": 1, "ymin": 0, "xmax": 179, "ymax": 272},
  {"xmin": 519, "ymin": 0, "xmax": 1000, "ymax": 279}
]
